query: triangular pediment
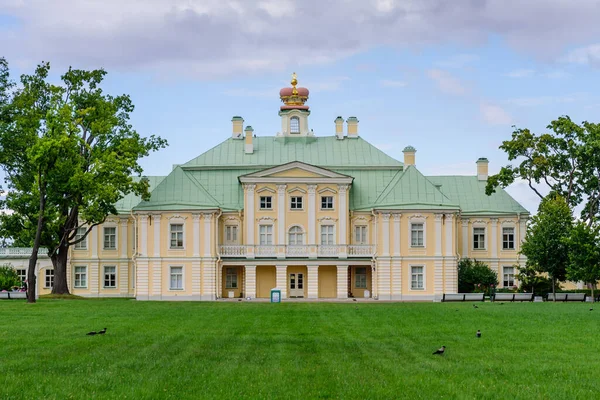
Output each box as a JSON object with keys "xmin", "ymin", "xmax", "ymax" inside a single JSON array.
[{"xmin": 239, "ymin": 161, "xmax": 353, "ymax": 184}]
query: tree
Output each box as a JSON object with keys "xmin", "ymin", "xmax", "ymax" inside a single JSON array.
[
  {"xmin": 565, "ymin": 221, "xmax": 600, "ymax": 302},
  {"xmin": 0, "ymin": 59, "xmax": 167, "ymax": 301},
  {"xmin": 521, "ymin": 195, "xmax": 573, "ymax": 297},
  {"xmin": 515, "ymin": 262, "xmax": 555, "ymax": 296},
  {"xmin": 0, "ymin": 264, "xmax": 20, "ymax": 291},
  {"xmin": 458, "ymin": 258, "xmax": 498, "ymax": 295},
  {"xmin": 485, "ymin": 116, "xmax": 600, "ymax": 224}
]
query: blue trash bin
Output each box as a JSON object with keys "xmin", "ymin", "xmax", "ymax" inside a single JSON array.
[{"xmin": 270, "ymin": 288, "xmax": 281, "ymax": 303}]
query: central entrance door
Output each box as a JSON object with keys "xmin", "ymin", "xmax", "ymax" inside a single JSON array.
[{"xmin": 289, "ymin": 273, "xmax": 304, "ymax": 298}]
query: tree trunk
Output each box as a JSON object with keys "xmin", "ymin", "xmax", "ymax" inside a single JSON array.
[
  {"xmin": 552, "ymin": 276, "xmax": 556, "ymax": 299},
  {"xmin": 50, "ymin": 242, "xmax": 70, "ymax": 295},
  {"xmin": 27, "ymin": 186, "xmax": 46, "ymax": 304}
]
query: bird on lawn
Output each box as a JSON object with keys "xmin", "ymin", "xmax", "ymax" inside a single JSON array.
[
  {"xmin": 473, "ymin": 304, "xmax": 479, "ymax": 309},
  {"xmin": 97, "ymin": 328, "xmax": 107, "ymax": 335},
  {"xmin": 86, "ymin": 331, "xmax": 97, "ymax": 336},
  {"xmin": 476, "ymin": 330, "xmax": 481, "ymax": 338},
  {"xmin": 590, "ymin": 308, "xmax": 593, "ymax": 311},
  {"xmin": 432, "ymin": 346, "xmax": 446, "ymax": 355}
]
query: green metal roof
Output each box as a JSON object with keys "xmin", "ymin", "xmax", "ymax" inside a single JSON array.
[
  {"xmin": 366, "ymin": 166, "xmax": 458, "ymax": 210},
  {"xmin": 115, "ymin": 176, "xmax": 165, "ymax": 214},
  {"xmin": 426, "ymin": 176, "xmax": 530, "ymax": 215},
  {"xmin": 182, "ymin": 136, "xmax": 403, "ymax": 169}
]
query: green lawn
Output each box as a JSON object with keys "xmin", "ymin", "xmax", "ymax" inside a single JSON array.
[{"xmin": 1, "ymin": 300, "xmax": 598, "ymax": 399}]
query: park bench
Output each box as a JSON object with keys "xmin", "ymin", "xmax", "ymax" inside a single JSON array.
[
  {"xmin": 442, "ymin": 293, "xmax": 485, "ymax": 302},
  {"xmin": 547, "ymin": 293, "xmax": 587, "ymax": 302},
  {"xmin": 0, "ymin": 291, "xmax": 27, "ymax": 300},
  {"xmin": 492, "ymin": 293, "xmax": 534, "ymax": 302}
]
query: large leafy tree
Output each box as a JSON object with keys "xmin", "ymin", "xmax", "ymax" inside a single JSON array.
[
  {"xmin": 565, "ymin": 222, "xmax": 600, "ymax": 302},
  {"xmin": 0, "ymin": 59, "xmax": 167, "ymax": 301},
  {"xmin": 458, "ymin": 258, "xmax": 498, "ymax": 295},
  {"xmin": 485, "ymin": 116, "xmax": 600, "ymax": 223},
  {"xmin": 521, "ymin": 195, "xmax": 573, "ymax": 296}
]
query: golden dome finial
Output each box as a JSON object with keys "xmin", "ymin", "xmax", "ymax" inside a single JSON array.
[{"xmin": 291, "ymin": 72, "xmax": 298, "ymax": 95}]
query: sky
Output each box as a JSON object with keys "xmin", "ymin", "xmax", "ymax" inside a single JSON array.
[{"xmin": 1, "ymin": 0, "xmax": 600, "ymax": 214}]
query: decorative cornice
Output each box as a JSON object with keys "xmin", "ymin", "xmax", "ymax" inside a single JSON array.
[
  {"xmin": 307, "ymin": 185, "xmax": 317, "ymax": 194},
  {"xmin": 434, "ymin": 213, "xmax": 444, "ymax": 221},
  {"xmin": 318, "ymin": 187, "xmax": 337, "ymax": 194},
  {"xmin": 287, "ymin": 186, "xmax": 307, "ymax": 194},
  {"xmin": 168, "ymin": 214, "xmax": 188, "ymax": 221},
  {"xmin": 256, "ymin": 187, "xmax": 276, "ymax": 194},
  {"xmin": 105, "ymin": 217, "xmax": 119, "ymax": 224},
  {"xmin": 461, "ymin": 218, "xmax": 469, "ymax": 227},
  {"xmin": 256, "ymin": 216, "xmax": 276, "ymax": 223},
  {"xmin": 445, "ymin": 213, "xmax": 454, "ymax": 222},
  {"xmin": 192, "ymin": 214, "xmax": 202, "ymax": 221},
  {"xmin": 490, "ymin": 218, "xmax": 499, "ymax": 224},
  {"xmin": 244, "ymin": 184, "xmax": 256, "ymax": 192},
  {"xmin": 276, "ymin": 185, "xmax": 287, "ymax": 194},
  {"xmin": 381, "ymin": 213, "xmax": 391, "ymax": 222},
  {"xmin": 318, "ymin": 216, "xmax": 338, "ymax": 223},
  {"xmin": 408, "ymin": 214, "xmax": 428, "ymax": 220},
  {"xmin": 139, "ymin": 214, "xmax": 149, "ymax": 222},
  {"xmin": 472, "ymin": 219, "xmax": 488, "ymax": 225},
  {"xmin": 338, "ymin": 184, "xmax": 349, "ymax": 194},
  {"xmin": 392, "ymin": 213, "xmax": 402, "ymax": 221},
  {"xmin": 501, "ymin": 219, "xmax": 516, "ymax": 225},
  {"xmin": 119, "ymin": 218, "xmax": 129, "ymax": 226},
  {"xmin": 203, "ymin": 213, "xmax": 214, "ymax": 221},
  {"xmin": 224, "ymin": 216, "xmax": 240, "ymax": 223},
  {"xmin": 353, "ymin": 216, "xmax": 371, "ymax": 224}
]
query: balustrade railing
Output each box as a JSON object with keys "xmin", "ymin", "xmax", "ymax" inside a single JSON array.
[
  {"xmin": 219, "ymin": 244, "xmax": 374, "ymax": 258},
  {"xmin": 0, "ymin": 247, "xmax": 49, "ymax": 257}
]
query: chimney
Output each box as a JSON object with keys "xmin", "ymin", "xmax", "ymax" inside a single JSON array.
[
  {"xmin": 403, "ymin": 146, "xmax": 416, "ymax": 167},
  {"xmin": 347, "ymin": 116, "xmax": 359, "ymax": 138},
  {"xmin": 335, "ymin": 116, "xmax": 344, "ymax": 139},
  {"xmin": 244, "ymin": 126, "xmax": 254, "ymax": 154},
  {"xmin": 232, "ymin": 116, "xmax": 244, "ymax": 139},
  {"xmin": 476, "ymin": 157, "xmax": 489, "ymax": 180}
]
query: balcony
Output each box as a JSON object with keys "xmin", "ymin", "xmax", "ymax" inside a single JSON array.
[
  {"xmin": 0, "ymin": 247, "xmax": 49, "ymax": 258},
  {"xmin": 219, "ymin": 245, "xmax": 375, "ymax": 259}
]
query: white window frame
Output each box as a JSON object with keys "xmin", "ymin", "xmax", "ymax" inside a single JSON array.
[
  {"xmin": 103, "ymin": 266, "xmax": 117, "ymax": 288},
  {"xmin": 503, "ymin": 266, "xmax": 515, "ymax": 288},
  {"xmin": 225, "ymin": 267, "xmax": 238, "ymax": 289},
  {"xmin": 74, "ymin": 266, "xmax": 87, "ymax": 288},
  {"xmin": 354, "ymin": 225, "xmax": 368, "ymax": 244},
  {"xmin": 45, "ymin": 269, "xmax": 54, "ymax": 288},
  {"xmin": 74, "ymin": 227, "xmax": 87, "ymax": 250},
  {"xmin": 355, "ymin": 267, "xmax": 367, "ymax": 289},
  {"xmin": 225, "ymin": 225, "xmax": 239, "ymax": 244},
  {"xmin": 103, "ymin": 226, "xmax": 117, "ymax": 250},
  {"xmin": 320, "ymin": 224, "xmax": 335, "ymax": 245},
  {"xmin": 259, "ymin": 224, "xmax": 273, "ymax": 245},
  {"xmin": 320, "ymin": 196, "xmax": 334, "ymax": 210},
  {"xmin": 473, "ymin": 226, "xmax": 486, "ymax": 250},
  {"xmin": 170, "ymin": 223, "xmax": 185, "ymax": 249},
  {"xmin": 290, "ymin": 196, "xmax": 303, "ymax": 210},
  {"xmin": 410, "ymin": 265, "xmax": 425, "ymax": 290},
  {"xmin": 169, "ymin": 266, "xmax": 184, "ymax": 290},
  {"xmin": 259, "ymin": 196, "xmax": 272, "ymax": 210},
  {"xmin": 502, "ymin": 227, "xmax": 515, "ymax": 250},
  {"xmin": 288, "ymin": 225, "xmax": 304, "ymax": 245},
  {"xmin": 16, "ymin": 268, "xmax": 26, "ymax": 284},
  {"xmin": 290, "ymin": 116, "xmax": 300, "ymax": 134},
  {"xmin": 410, "ymin": 222, "xmax": 425, "ymax": 248}
]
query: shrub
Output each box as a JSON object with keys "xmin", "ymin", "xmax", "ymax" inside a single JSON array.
[
  {"xmin": 0, "ymin": 264, "xmax": 20, "ymax": 291},
  {"xmin": 458, "ymin": 258, "xmax": 498, "ymax": 296}
]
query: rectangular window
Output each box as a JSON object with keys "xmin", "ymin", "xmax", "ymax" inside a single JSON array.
[
  {"xmin": 290, "ymin": 196, "xmax": 303, "ymax": 210},
  {"xmin": 45, "ymin": 269, "xmax": 54, "ymax": 288},
  {"xmin": 503, "ymin": 227, "xmax": 515, "ymax": 250},
  {"xmin": 321, "ymin": 196, "xmax": 334, "ymax": 210},
  {"xmin": 355, "ymin": 267, "xmax": 367, "ymax": 289},
  {"xmin": 503, "ymin": 266, "xmax": 515, "ymax": 287},
  {"xmin": 259, "ymin": 225, "xmax": 273, "ymax": 245},
  {"xmin": 320, "ymin": 225, "xmax": 334, "ymax": 245},
  {"xmin": 103, "ymin": 266, "xmax": 116, "ymax": 288},
  {"xmin": 74, "ymin": 227, "xmax": 87, "ymax": 249},
  {"xmin": 411, "ymin": 223, "xmax": 424, "ymax": 247},
  {"xmin": 226, "ymin": 267, "xmax": 238, "ymax": 289},
  {"xmin": 170, "ymin": 266, "xmax": 183, "ymax": 290},
  {"xmin": 74, "ymin": 266, "xmax": 87, "ymax": 288},
  {"xmin": 103, "ymin": 227, "xmax": 116, "ymax": 250},
  {"xmin": 411, "ymin": 266, "xmax": 424, "ymax": 290},
  {"xmin": 17, "ymin": 269, "xmax": 26, "ymax": 284},
  {"xmin": 473, "ymin": 227, "xmax": 486, "ymax": 250},
  {"xmin": 260, "ymin": 196, "xmax": 272, "ymax": 209},
  {"xmin": 355, "ymin": 226, "xmax": 367, "ymax": 244},
  {"xmin": 170, "ymin": 224, "xmax": 184, "ymax": 249},
  {"xmin": 226, "ymin": 226, "xmax": 238, "ymax": 243}
]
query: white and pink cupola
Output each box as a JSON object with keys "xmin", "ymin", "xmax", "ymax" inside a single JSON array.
[{"xmin": 278, "ymin": 72, "xmax": 312, "ymax": 137}]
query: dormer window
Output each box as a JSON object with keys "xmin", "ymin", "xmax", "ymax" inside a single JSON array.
[{"xmin": 290, "ymin": 117, "xmax": 300, "ymax": 134}]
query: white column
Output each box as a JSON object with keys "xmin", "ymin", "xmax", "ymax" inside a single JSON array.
[
  {"xmin": 89, "ymin": 262, "xmax": 99, "ymax": 296},
  {"xmin": 337, "ymin": 265, "xmax": 349, "ymax": 299},
  {"xmin": 245, "ymin": 265, "xmax": 256, "ymax": 298},
  {"xmin": 307, "ymin": 265, "xmax": 319, "ymax": 299},
  {"xmin": 393, "ymin": 214, "xmax": 401, "ymax": 256},
  {"xmin": 203, "ymin": 213, "xmax": 213, "ymax": 257},
  {"xmin": 490, "ymin": 218, "xmax": 498, "ymax": 258},
  {"xmin": 136, "ymin": 260, "xmax": 149, "ymax": 300},
  {"xmin": 139, "ymin": 214, "xmax": 148, "ymax": 257},
  {"xmin": 153, "ymin": 214, "xmax": 161, "ymax": 257},
  {"xmin": 276, "ymin": 265, "xmax": 287, "ymax": 299},
  {"xmin": 308, "ymin": 185, "xmax": 317, "ymax": 257},
  {"xmin": 152, "ymin": 261, "xmax": 161, "ymax": 300},
  {"xmin": 192, "ymin": 214, "xmax": 201, "ymax": 257},
  {"xmin": 119, "ymin": 262, "xmax": 129, "ymax": 295},
  {"xmin": 91, "ymin": 224, "xmax": 98, "ymax": 259},
  {"xmin": 277, "ymin": 185, "xmax": 286, "ymax": 245},
  {"xmin": 434, "ymin": 213, "xmax": 443, "ymax": 257},
  {"xmin": 120, "ymin": 218, "xmax": 128, "ymax": 258},
  {"xmin": 381, "ymin": 213, "xmax": 390, "ymax": 256},
  {"xmin": 377, "ymin": 259, "xmax": 391, "ymax": 300},
  {"xmin": 461, "ymin": 218, "xmax": 469, "ymax": 258},
  {"xmin": 519, "ymin": 217, "xmax": 527, "ymax": 250},
  {"xmin": 245, "ymin": 184, "xmax": 256, "ymax": 245},
  {"xmin": 445, "ymin": 213, "xmax": 454, "ymax": 256},
  {"xmin": 391, "ymin": 260, "xmax": 402, "ymax": 300},
  {"xmin": 338, "ymin": 184, "xmax": 349, "ymax": 244},
  {"xmin": 201, "ymin": 260, "xmax": 216, "ymax": 300}
]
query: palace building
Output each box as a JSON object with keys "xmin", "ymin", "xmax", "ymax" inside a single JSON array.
[{"xmin": 4, "ymin": 74, "xmax": 530, "ymax": 301}]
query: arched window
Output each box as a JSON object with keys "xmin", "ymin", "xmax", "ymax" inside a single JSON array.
[
  {"xmin": 290, "ymin": 117, "xmax": 300, "ymax": 134},
  {"xmin": 288, "ymin": 226, "xmax": 304, "ymax": 245}
]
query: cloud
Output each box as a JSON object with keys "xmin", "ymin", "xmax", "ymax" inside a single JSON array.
[
  {"xmin": 480, "ymin": 102, "xmax": 512, "ymax": 125},
  {"xmin": 426, "ymin": 69, "xmax": 468, "ymax": 95},
  {"xmin": 563, "ymin": 43, "xmax": 600, "ymax": 67},
  {"xmin": 435, "ymin": 54, "xmax": 479, "ymax": 69},
  {"xmin": 505, "ymin": 68, "xmax": 535, "ymax": 78},
  {"xmin": 2, "ymin": 0, "xmax": 600, "ymax": 77},
  {"xmin": 379, "ymin": 79, "xmax": 407, "ymax": 88}
]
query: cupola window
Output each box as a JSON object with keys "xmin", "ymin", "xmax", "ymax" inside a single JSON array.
[{"xmin": 290, "ymin": 117, "xmax": 300, "ymax": 134}]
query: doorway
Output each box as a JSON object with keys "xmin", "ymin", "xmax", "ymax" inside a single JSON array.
[{"xmin": 289, "ymin": 273, "xmax": 304, "ymax": 298}]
